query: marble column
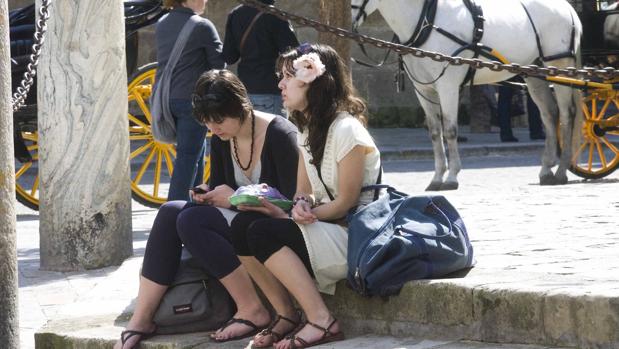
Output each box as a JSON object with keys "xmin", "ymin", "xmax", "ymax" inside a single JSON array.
[
  {"xmin": 0, "ymin": 0, "xmax": 20, "ymax": 347},
  {"xmin": 37, "ymin": 0, "xmax": 133, "ymax": 271}
]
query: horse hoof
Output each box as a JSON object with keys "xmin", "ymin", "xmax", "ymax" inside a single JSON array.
[
  {"xmin": 440, "ymin": 182, "xmax": 459, "ymax": 191},
  {"xmin": 555, "ymin": 175, "xmax": 568, "ymax": 185},
  {"xmin": 425, "ymin": 182, "xmax": 443, "ymax": 191},
  {"xmin": 539, "ymin": 174, "xmax": 557, "ymax": 186}
]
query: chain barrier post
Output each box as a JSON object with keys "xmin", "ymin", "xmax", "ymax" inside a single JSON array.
[
  {"xmin": 11, "ymin": 0, "xmax": 52, "ymax": 112},
  {"xmin": 0, "ymin": 0, "xmax": 20, "ymax": 347},
  {"xmin": 237, "ymin": 0, "xmax": 619, "ymax": 80}
]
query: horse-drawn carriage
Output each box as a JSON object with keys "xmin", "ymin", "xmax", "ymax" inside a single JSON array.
[
  {"xmin": 347, "ymin": 0, "xmax": 619, "ymax": 189},
  {"xmin": 10, "ymin": 0, "xmax": 210, "ymax": 210}
]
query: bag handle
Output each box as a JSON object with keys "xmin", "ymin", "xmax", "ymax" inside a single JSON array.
[{"xmin": 239, "ymin": 11, "xmax": 264, "ymax": 54}]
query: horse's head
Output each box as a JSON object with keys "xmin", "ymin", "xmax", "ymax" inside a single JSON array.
[{"xmin": 351, "ymin": 0, "xmax": 379, "ymax": 30}]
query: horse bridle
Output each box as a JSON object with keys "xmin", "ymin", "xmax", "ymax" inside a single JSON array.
[{"xmin": 351, "ymin": 0, "xmax": 371, "ymax": 29}]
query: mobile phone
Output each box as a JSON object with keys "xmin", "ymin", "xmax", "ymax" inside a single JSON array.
[{"xmin": 191, "ymin": 186, "xmax": 207, "ymax": 194}]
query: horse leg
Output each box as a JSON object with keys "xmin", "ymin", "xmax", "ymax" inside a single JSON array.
[
  {"xmin": 552, "ymin": 83, "xmax": 578, "ymax": 185},
  {"xmin": 438, "ymin": 86, "xmax": 461, "ymax": 191},
  {"xmin": 416, "ymin": 88, "xmax": 447, "ymax": 191},
  {"xmin": 524, "ymin": 77, "xmax": 560, "ymax": 185}
]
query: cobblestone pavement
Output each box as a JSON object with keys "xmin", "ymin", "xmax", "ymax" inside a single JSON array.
[
  {"xmin": 15, "ymin": 151, "xmax": 619, "ymax": 348},
  {"xmin": 384, "ymin": 155, "xmax": 619, "ymax": 296}
]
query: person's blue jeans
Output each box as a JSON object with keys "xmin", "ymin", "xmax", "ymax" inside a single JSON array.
[
  {"xmin": 249, "ymin": 94, "xmax": 285, "ymax": 117},
  {"xmin": 167, "ymin": 99, "xmax": 207, "ymax": 201}
]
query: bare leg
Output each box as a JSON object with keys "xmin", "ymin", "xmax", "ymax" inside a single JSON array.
[
  {"xmin": 211, "ymin": 265, "xmax": 271, "ymax": 341},
  {"xmin": 240, "ymin": 256, "xmax": 300, "ymax": 347},
  {"xmin": 263, "ymin": 247, "xmax": 341, "ymax": 349},
  {"xmin": 113, "ymin": 276, "xmax": 166, "ymax": 349}
]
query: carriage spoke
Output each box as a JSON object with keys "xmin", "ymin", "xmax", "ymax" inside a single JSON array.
[
  {"xmin": 15, "ymin": 162, "xmax": 33, "ymax": 179},
  {"xmin": 133, "ymin": 92, "xmax": 153, "ymax": 124},
  {"xmin": 31, "ymin": 176, "xmax": 40, "ymax": 196},
  {"xmin": 595, "ymin": 140, "xmax": 608, "ymax": 168},
  {"xmin": 587, "ymin": 143, "xmax": 594, "ymax": 171},
  {"xmin": 134, "ymin": 147, "xmax": 156, "ymax": 185},
  {"xmin": 129, "ymin": 134, "xmax": 152, "ymax": 141},
  {"xmin": 601, "ymin": 136, "xmax": 619, "ymax": 154},
  {"xmin": 591, "ymin": 97, "xmax": 597, "ymax": 119},
  {"xmin": 598, "ymin": 97, "xmax": 612, "ymax": 120},
  {"xmin": 163, "ymin": 149, "xmax": 174, "ymax": 177},
  {"xmin": 582, "ymin": 101, "xmax": 592, "ymax": 121},
  {"xmin": 130, "ymin": 141, "xmax": 155, "ymax": 160},
  {"xmin": 128, "ymin": 113, "xmax": 151, "ymax": 131},
  {"xmin": 153, "ymin": 148, "xmax": 162, "ymax": 198}
]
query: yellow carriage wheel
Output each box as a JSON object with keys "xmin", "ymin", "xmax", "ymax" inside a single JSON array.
[
  {"xmin": 569, "ymin": 90, "xmax": 619, "ymax": 179},
  {"xmin": 128, "ymin": 63, "xmax": 211, "ymax": 208},
  {"xmin": 15, "ymin": 131, "xmax": 40, "ymax": 210}
]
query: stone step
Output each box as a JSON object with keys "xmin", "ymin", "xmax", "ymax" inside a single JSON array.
[{"xmin": 35, "ymin": 314, "xmax": 574, "ymax": 349}]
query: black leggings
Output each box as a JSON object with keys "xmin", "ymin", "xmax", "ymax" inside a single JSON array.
[
  {"xmin": 141, "ymin": 201, "xmax": 240, "ymax": 285},
  {"xmin": 230, "ymin": 215, "xmax": 314, "ymax": 277}
]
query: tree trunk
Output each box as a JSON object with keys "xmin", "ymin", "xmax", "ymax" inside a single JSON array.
[
  {"xmin": 37, "ymin": 0, "xmax": 133, "ymax": 271},
  {"xmin": 0, "ymin": 0, "xmax": 20, "ymax": 347},
  {"xmin": 319, "ymin": 0, "xmax": 351, "ymax": 69}
]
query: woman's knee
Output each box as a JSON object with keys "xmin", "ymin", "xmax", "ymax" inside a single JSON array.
[
  {"xmin": 229, "ymin": 212, "xmax": 265, "ymax": 256},
  {"xmin": 247, "ymin": 220, "xmax": 281, "ymax": 263}
]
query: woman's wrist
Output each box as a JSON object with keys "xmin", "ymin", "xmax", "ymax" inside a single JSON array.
[{"xmin": 293, "ymin": 195, "xmax": 314, "ymax": 207}]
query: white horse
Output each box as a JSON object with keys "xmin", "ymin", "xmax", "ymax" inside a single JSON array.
[{"xmin": 352, "ymin": 0, "xmax": 583, "ymax": 190}]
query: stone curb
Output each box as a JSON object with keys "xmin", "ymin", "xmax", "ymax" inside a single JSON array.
[
  {"xmin": 35, "ymin": 276, "xmax": 618, "ymax": 349},
  {"xmin": 323, "ymin": 278, "xmax": 619, "ymax": 349},
  {"xmin": 380, "ymin": 143, "xmax": 545, "ymax": 161}
]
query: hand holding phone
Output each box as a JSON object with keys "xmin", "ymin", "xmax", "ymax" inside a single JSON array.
[{"xmin": 192, "ymin": 186, "xmax": 208, "ymax": 194}]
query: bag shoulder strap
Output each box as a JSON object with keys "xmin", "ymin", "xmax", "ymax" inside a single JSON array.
[
  {"xmin": 316, "ymin": 161, "xmax": 383, "ymax": 202},
  {"xmin": 239, "ymin": 11, "xmax": 264, "ymax": 54},
  {"xmin": 163, "ymin": 15, "xmax": 200, "ymax": 75}
]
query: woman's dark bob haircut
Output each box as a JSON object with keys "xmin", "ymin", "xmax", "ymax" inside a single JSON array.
[{"xmin": 192, "ymin": 69, "xmax": 253, "ymax": 125}]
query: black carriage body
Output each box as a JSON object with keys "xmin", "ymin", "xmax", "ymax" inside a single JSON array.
[
  {"xmin": 10, "ymin": 0, "xmax": 165, "ymax": 162},
  {"xmin": 573, "ymin": 0, "xmax": 619, "ymax": 67}
]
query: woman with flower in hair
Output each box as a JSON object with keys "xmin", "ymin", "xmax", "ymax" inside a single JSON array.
[
  {"xmin": 114, "ymin": 70, "xmax": 299, "ymax": 349},
  {"xmin": 234, "ymin": 43, "xmax": 381, "ymax": 349}
]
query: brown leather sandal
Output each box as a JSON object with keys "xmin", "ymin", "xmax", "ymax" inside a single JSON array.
[
  {"xmin": 285, "ymin": 318, "xmax": 345, "ymax": 349},
  {"xmin": 252, "ymin": 309, "xmax": 303, "ymax": 348}
]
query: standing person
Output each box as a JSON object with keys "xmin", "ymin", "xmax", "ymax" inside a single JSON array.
[
  {"xmin": 233, "ymin": 43, "xmax": 381, "ymax": 349},
  {"xmin": 157, "ymin": 0, "xmax": 225, "ymax": 201},
  {"xmin": 222, "ymin": 0, "xmax": 299, "ymax": 115},
  {"xmin": 114, "ymin": 70, "xmax": 299, "ymax": 349},
  {"xmin": 497, "ymin": 79, "xmax": 545, "ymax": 142}
]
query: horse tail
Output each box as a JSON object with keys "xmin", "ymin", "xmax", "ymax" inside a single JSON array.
[{"xmin": 570, "ymin": 43, "xmax": 584, "ymax": 162}]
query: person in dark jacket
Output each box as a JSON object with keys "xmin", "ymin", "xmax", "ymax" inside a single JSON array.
[
  {"xmin": 156, "ymin": 0, "xmax": 225, "ymax": 201},
  {"xmin": 113, "ymin": 70, "xmax": 299, "ymax": 349},
  {"xmin": 222, "ymin": 0, "xmax": 299, "ymax": 115}
]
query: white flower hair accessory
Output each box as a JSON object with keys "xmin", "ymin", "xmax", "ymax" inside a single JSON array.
[{"xmin": 292, "ymin": 52, "xmax": 326, "ymax": 83}]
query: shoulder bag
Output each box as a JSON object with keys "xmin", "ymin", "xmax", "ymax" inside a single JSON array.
[
  {"xmin": 150, "ymin": 15, "xmax": 199, "ymax": 144},
  {"xmin": 153, "ymin": 251, "xmax": 236, "ymax": 334}
]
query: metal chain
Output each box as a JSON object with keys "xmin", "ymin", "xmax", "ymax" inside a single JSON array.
[
  {"xmin": 11, "ymin": 0, "xmax": 52, "ymax": 112},
  {"xmin": 238, "ymin": 0, "xmax": 619, "ymax": 80}
]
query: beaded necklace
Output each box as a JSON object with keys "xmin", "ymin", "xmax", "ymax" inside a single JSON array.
[{"xmin": 232, "ymin": 113, "xmax": 255, "ymax": 171}]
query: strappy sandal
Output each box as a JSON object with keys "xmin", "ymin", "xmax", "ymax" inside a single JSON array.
[
  {"xmin": 210, "ymin": 317, "xmax": 267, "ymax": 343},
  {"xmin": 284, "ymin": 318, "xmax": 344, "ymax": 349},
  {"xmin": 120, "ymin": 327, "xmax": 156, "ymax": 349},
  {"xmin": 252, "ymin": 309, "xmax": 303, "ymax": 348}
]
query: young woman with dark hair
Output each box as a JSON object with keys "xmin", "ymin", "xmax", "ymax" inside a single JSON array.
[
  {"xmin": 234, "ymin": 44, "xmax": 381, "ymax": 349},
  {"xmin": 114, "ymin": 70, "xmax": 299, "ymax": 349}
]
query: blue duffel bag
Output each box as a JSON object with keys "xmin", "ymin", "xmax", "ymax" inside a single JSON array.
[{"xmin": 347, "ymin": 185, "xmax": 475, "ymax": 297}]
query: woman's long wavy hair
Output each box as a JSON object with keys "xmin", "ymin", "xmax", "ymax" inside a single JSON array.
[{"xmin": 277, "ymin": 44, "xmax": 367, "ymax": 168}]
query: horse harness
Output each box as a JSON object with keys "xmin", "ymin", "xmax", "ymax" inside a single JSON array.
[{"xmin": 355, "ymin": 0, "xmax": 578, "ymax": 87}]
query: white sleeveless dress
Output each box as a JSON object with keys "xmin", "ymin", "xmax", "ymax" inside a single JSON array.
[{"xmin": 295, "ymin": 112, "xmax": 381, "ymax": 295}]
